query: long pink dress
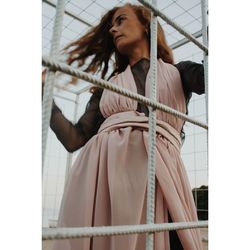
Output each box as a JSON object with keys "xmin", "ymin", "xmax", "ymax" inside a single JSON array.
[{"xmin": 53, "ymin": 59, "xmax": 203, "ymax": 250}]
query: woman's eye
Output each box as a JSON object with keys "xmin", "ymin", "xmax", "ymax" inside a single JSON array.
[{"xmin": 118, "ymin": 17, "xmax": 125, "ymax": 25}]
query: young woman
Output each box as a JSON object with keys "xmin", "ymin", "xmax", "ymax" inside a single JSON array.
[{"xmin": 46, "ymin": 3, "xmax": 204, "ymax": 250}]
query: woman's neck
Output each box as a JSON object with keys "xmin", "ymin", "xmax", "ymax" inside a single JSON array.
[{"xmin": 128, "ymin": 42, "xmax": 150, "ymax": 66}]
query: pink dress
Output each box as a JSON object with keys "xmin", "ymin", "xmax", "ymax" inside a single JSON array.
[{"xmin": 53, "ymin": 59, "xmax": 203, "ymax": 250}]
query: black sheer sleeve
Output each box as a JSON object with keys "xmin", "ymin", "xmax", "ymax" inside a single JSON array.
[
  {"xmin": 175, "ymin": 60, "xmax": 205, "ymax": 99},
  {"xmin": 174, "ymin": 61, "xmax": 205, "ymax": 144},
  {"xmin": 50, "ymin": 88, "xmax": 105, "ymax": 152}
]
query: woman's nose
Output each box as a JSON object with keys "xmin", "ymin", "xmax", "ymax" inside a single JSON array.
[{"xmin": 109, "ymin": 26, "xmax": 117, "ymax": 35}]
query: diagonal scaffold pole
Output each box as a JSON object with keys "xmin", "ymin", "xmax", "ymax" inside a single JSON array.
[
  {"xmin": 42, "ymin": 56, "xmax": 208, "ymax": 130},
  {"xmin": 138, "ymin": 0, "xmax": 208, "ymax": 54}
]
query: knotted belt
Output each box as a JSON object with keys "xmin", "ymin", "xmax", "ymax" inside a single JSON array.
[{"xmin": 98, "ymin": 111, "xmax": 181, "ymax": 151}]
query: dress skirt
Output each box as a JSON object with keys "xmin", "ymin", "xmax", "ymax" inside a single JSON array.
[{"xmin": 52, "ymin": 112, "xmax": 202, "ymax": 250}]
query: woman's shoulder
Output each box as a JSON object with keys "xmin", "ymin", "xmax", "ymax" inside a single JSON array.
[
  {"xmin": 89, "ymin": 87, "xmax": 104, "ymax": 99},
  {"xmin": 159, "ymin": 58, "xmax": 181, "ymax": 75},
  {"xmin": 173, "ymin": 60, "xmax": 205, "ymax": 95},
  {"xmin": 174, "ymin": 60, "xmax": 203, "ymax": 72}
]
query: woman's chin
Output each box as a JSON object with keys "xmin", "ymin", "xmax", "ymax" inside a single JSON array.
[{"xmin": 116, "ymin": 43, "xmax": 131, "ymax": 56}]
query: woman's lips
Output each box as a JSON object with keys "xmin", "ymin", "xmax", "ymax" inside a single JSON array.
[{"xmin": 115, "ymin": 35, "xmax": 123, "ymax": 42}]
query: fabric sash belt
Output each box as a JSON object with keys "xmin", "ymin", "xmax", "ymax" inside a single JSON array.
[{"xmin": 98, "ymin": 111, "xmax": 181, "ymax": 151}]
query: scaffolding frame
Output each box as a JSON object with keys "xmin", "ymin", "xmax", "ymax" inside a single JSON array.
[{"xmin": 42, "ymin": 0, "xmax": 209, "ymax": 247}]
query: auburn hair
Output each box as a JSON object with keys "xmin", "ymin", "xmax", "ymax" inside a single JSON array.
[{"xmin": 64, "ymin": 3, "xmax": 174, "ymax": 82}]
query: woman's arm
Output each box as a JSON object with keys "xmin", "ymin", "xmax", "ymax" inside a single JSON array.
[
  {"xmin": 50, "ymin": 89, "xmax": 105, "ymax": 152},
  {"xmin": 42, "ymin": 70, "xmax": 105, "ymax": 152}
]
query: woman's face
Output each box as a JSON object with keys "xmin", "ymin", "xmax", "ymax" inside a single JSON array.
[{"xmin": 109, "ymin": 6, "xmax": 148, "ymax": 55}]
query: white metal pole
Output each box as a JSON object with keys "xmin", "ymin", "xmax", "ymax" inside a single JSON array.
[
  {"xmin": 201, "ymin": 0, "xmax": 208, "ymax": 123},
  {"xmin": 170, "ymin": 30, "xmax": 202, "ymax": 50},
  {"xmin": 42, "ymin": 56, "xmax": 208, "ymax": 129},
  {"xmin": 138, "ymin": 0, "xmax": 208, "ymax": 54},
  {"xmin": 146, "ymin": 0, "xmax": 158, "ymax": 249},
  {"xmin": 42, "ymin": 0, "xmax": 66, "ymax": 173},
  {"xmin": 42, "ymin": 221, "xmax": 208, "ymax": 240},
  {"xmin": 42, "ymin": 0, "xmax": 92, "ymax": 27},
  {"xmin": 201, "ymin": 0, "xmax": 209, "ymax": 196}
]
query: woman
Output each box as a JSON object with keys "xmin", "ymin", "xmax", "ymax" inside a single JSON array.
[{"xmin": 46, "ymin": 3, "xmax": 204, "ymax": 250}]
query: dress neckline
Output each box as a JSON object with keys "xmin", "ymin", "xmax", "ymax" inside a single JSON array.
[
  {"xmin": 123, "ymin": 58, "xmax": 161, "ymax": 101},
  {"xmin": 131, "ymin": 58, "xmax": 150, "ymax": 68}
]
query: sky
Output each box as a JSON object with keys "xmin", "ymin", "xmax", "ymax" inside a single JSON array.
[{"xmin": 42, "ymin": 0, "xmax": 208, "ymax": 227}]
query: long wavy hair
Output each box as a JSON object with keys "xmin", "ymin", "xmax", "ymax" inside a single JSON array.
[{"xmin": 63, "ymin": 3, "xmax": 173, "ymax": 81}]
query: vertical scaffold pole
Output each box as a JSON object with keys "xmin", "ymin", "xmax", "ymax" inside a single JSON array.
[
  {"xmin": 146, "ymin": 0, "xmax": 158, "ymax": 249},
  {"xmin": 201, "ymin": 0, "xmax": 208, "ymax": 123},
  {"xmin": 42, "ymin": 0, "xmax": 66, "ymax": 174},
  {"xmin": 201, "ymin": 0, "xmax": 209, "ymax": 181},
  {"xmin": 64, "ymin": 94, "xmax": 79, "ymax": 185}
]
